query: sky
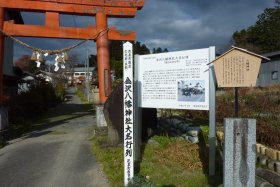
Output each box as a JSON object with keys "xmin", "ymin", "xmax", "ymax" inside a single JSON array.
[{"xmin": 13, "ymin": 0, "xmax": 276, "ymax": 64}]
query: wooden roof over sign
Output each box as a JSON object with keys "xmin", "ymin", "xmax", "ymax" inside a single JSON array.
[
  {"xmin": 0, "ymin": 0, "xmax": 144, "ymax": 17},
  {"xmin": 208, "ymin": 46, "xmax": 270, "ymax": 65}
]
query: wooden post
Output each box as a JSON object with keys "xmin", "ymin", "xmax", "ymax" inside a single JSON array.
[
  {"xmin": 0, "ymin": 8, "xmax": 4, "ymax": 104},
  {"xmin": 96, "ymin": 11, "xmax": 111, "ymax": 104},
  {"xmin": 235, "ymin": 87, "xmax": 239, "ymax": 117}
]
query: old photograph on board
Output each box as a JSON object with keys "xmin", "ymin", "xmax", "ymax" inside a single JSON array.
[{"xmin": 178, "ymin": 80, "xmax": 206, "ymax": 102}]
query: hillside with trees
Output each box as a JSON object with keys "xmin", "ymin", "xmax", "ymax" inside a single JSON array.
[{"xmin": 232, "ymin": 2, "xmax": 280, "ymax": 53}]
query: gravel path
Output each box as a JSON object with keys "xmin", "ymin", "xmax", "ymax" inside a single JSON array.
[{"xmin": 0, "ymin": 88, "xmax": 109, "ymax": 187}]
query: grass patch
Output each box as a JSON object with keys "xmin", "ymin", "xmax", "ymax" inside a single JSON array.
[
  {"xmin": 140, "ymin": 136, "xmax": 208, "ymax": 187},
  {"xmin": 76, "ymin": 90, "xmax": 93, "ymax": 112},
  {"xmin": 76, "ymin": 89, "xmax": 88, "ymax": 103},
  {"xmin": 91, "ymin": 128, "xmax": 211, "ymax": 187},
  {"xmin": 91, "ymin": 134, "xmax": 124, "ymax": 187}
]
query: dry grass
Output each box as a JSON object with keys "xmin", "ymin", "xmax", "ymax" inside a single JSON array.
[
  {"xmin": 155, "ymin": 140, "xmax": 203, "ymax": 171},
  {"xmin": 140, "ymin": 136, "xmax": 209, "ymax": 187}
]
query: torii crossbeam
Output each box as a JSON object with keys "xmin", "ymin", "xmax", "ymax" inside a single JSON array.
[{"xmin": 0, "ymin": 0, "xmax": 144, "ymax": 104}]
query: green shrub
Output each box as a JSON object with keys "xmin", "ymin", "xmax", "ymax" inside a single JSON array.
[
  {"xmin": 55, "ymin": 83, "xmax": 66, "ymax": 102},
  {"xmin": 8, "ymin": 82, "xmax": 65, "ymax": 134}
]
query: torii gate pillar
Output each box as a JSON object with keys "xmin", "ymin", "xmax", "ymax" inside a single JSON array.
[
  {"xmin": 96, "ymin": 12, "xmax": 110, "ymax": 104},
  {"xmin": 0, "ymin": 8, "xmax": 4, "ymax": 104}
]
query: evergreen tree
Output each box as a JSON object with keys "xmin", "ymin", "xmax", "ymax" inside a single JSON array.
[
  {"xmin": 155, "ymin": 47, "xmax": 163, "ymax": 53},
  {"xmin": 109, "ymin": 41, "xmax": 123, "ymax": 61},
  {"xmin": 133, "ymin": 41, "xmax": 150, "ymax": 55},
  {"xmin": 232, "ymin": 2, "xmax": 280, "ymax": 53},
  {"xmin": 152, "ymin": 47, "xmax": 168, "ymax": 54},
  {"xmin": 88, "ymin": 54, "xmax": 97, "ymax": 67}
]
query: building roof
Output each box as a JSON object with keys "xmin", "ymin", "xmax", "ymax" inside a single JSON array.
[
  {"xmin": 73, "ymin": 67, "xmax": 95, "ymax": 72},
  {"xmin": 262, "ymin": 50, "xmax": 280, "ymax": 58}
]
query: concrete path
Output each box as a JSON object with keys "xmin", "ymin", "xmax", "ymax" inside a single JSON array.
[{"xmin": 0, "ymin": 88, "xmax": 109, "ymax": 187}]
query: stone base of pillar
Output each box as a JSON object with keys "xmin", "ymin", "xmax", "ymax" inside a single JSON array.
[
  {"xmin": 96, "ymin": 105, "xmax": 107, "ymax": 127},
  {"xmin": 0, "ymin": 106, "xmax": 8, "ymax": 130},
  {"xmin": 0, "ymin": 106, "xmax": 8, "ymax": 145},
  {"xmin": 92, "ymin": 87, "xmax": 100, "ymax": 105}
]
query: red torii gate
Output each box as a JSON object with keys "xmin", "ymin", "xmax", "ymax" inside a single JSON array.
[{"xmin": 0, "ymin": 0, "xmax": 144, "ymax": 104}]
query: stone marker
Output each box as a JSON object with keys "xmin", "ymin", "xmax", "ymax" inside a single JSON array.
[
  {"xmin": 92, "ymin": 87, "xmax": 100, "ymax": 105},
  {"xmin": 223, "ymin": 118, "xmax": 256, "ymax": 187},
  {"xmin": 96, "ymin": 105, "xmax": 107, "ymax": 127}
]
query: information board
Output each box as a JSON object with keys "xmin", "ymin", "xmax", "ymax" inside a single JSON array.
[{"xmin": 138, "ymin": 48, "xmax": 211, "ymax": 110}]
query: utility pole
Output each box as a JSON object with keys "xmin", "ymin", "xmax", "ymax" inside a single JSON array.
[{"xmin": 85, "ymin": 49, "xmax": 90, "ymax": 102}]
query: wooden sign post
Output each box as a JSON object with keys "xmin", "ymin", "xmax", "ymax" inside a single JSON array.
[
  {"xmin": 123, "ymin": 42, "xmax": 134, "ymax": 186},
  {"xmin": 211, "ymin": 46, "xmax": 269, "ymax": 116}
]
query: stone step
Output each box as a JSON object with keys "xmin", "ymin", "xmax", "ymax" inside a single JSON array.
[
  {"xmin": 256, "ymin": 168, "xmax": 280, "ymax": 187},
  {"xmin": 256, "ymin": 176, "xmax": 275, "ymax": 187}
]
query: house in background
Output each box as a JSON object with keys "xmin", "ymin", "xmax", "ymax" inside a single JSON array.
[
  {"xmin": 70, "ymin": 67, "xmax": 95, "ymax": 84},
  {"xmin": 257, "ymin": 51, "xmax": 280, "ymax": 87}
]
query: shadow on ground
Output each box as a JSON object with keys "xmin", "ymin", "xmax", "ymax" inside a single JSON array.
[
  {"xmin": 6, "ymin": 92, "xmax": 95, "ymax": 143},
  {"xmin": 198, "ymin": 132, "xmax": 223, "ymax": 187}
]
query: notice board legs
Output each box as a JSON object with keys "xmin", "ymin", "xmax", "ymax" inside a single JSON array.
[{"xmin": 209, "ymin": 47, "xmax": 216, "ymax": 176}]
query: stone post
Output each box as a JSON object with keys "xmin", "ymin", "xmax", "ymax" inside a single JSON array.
[
  {"xmin": 96, "ymin": 105, "xmax": 107, "ymax": 127},
  {"xmin": 223, "ymin": 118, "xmax": 256, "ymax": 187}
]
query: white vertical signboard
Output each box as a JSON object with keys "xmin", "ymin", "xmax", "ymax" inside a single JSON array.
[
  {"xmin": 138, "ymin": 48, "xmax": 210, "ymax": 110},
  {"xmin": 123, "ymin": 42, "xmax": 134, "ymax": 186}
]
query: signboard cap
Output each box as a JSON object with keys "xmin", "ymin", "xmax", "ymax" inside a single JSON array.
[
  {"xmin": 123, "ymin": 41, "xmax": 133, "ymax": 47},
  {"xmin": 208, "ymin": 46, "xmax": 270, "ymax": 65}
]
